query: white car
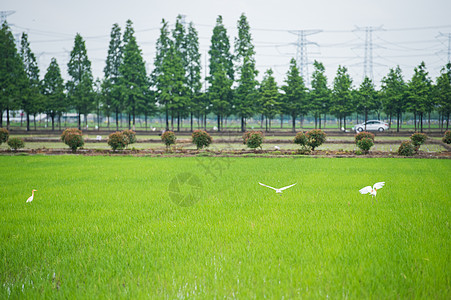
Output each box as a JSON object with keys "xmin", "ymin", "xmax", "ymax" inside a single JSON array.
[{"xmin": 352, "ymin": 120, "xmax": 389, "ymax": 132}]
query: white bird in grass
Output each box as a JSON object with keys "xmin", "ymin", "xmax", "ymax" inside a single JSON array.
[
  {"xmin": 259, "ymin": 182, "xmax": 297, "ymax": 194},
  {"xmin": 26, "ymin": 189, "xmax": 37, "ymax": 203},
  {"xmin": 359, "ymin": 182, "xmax": 385, "ymax": 199}
]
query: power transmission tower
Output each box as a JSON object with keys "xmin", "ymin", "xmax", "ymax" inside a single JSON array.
[
  {"xmin": 289, "ymin": 30, "xmax": 322, "ymax": 87},
  {"xmin": 0, "ymin": 10, "xmax": 15, "ymax": 24},
  {"xmin": 437, "ymin": 32, "xmax": 451, "ymax": 63},
  {"xmin": 353, "ymin": 26, "xmax": 384, "ymax": 82}
]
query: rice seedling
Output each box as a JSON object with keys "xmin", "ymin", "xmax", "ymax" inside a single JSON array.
[{"xmin": 0, "ymin": 156, "xmax": 449, "ymax": 298}]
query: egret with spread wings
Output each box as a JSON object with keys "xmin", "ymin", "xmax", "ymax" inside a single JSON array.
[
  {"xmin": 259, "ymin": 182, "xmax": 297, "ymax": 194},
  {"xmin": 359, "ymin": 182, "xmax": 385, "ymax": 199}
]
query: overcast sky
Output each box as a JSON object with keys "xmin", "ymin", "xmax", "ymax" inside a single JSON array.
[{"xmin": 2, "ymin": 0, "xmax": 451, "ymax": 88}]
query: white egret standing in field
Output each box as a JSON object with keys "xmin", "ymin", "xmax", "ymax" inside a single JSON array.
[
  {"xmin": 26, "ymin": 189, "xmax": 37, "ymax": 203},
  {"xmin": 259, "ymin": 182, "xmax": 297, "ymax": 194},
  {"xmin": 359, "ymin": 182, "xmax": 385, "ymax": 199}
]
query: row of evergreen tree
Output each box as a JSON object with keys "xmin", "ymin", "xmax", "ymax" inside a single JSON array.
[{"xmin": 0, "ymin": 14, "xmax": 450, "ymax": 133}]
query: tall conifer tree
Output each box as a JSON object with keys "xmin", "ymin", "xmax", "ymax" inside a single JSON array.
[
  {"xmin": 120, "ymin": 19, "xmax": 150, "ymax": 130},
  {"xmin": 42, "ymin": 58, "xmax": 66, "ymax": 130},
  {"xmin": 103, "ymin": 23, "xmax": 123, "ymax": 130},
  {"xmin": 67, "ymin": 33, "xmax": 94, "ymax": 129},
  {"xmin": 234, "ymin": 13, "xmax": 258, "ymax": 131}
]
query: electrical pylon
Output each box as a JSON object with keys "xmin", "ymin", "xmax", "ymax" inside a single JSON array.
[
  {"xmin": 289, "ymin": 29, "xmax": 322, "ymax": 87},
  {"xmin": 437, "ymin": 32, "xmax": 451, "ymax": 63},
  {"xmin": 0, "ymin": 10, "xmax": 15, "ymax": 24},
  {"xmin": 354, "ymin": 26, "xmax": 384, "ymax": 81}
]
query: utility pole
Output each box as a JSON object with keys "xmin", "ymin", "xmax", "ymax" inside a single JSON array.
[
  {"xmin": 289, "ymin": 30, "xmax": 322, "ymax": 87},
  {"xmin": 354, "ymin": 26, "xmax": 384, "ymax": 82},
  {"xmin": 0, "ymin": 10, "xmax": 15, "ymax": 24},
  {"xmin": 437, "ymin": 32, "xmax": 451, "ymax": 63}
]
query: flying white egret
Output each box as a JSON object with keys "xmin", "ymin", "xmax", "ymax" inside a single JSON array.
[
  {"xmin": 26, "ymin": 189, "xmax": 37, "ymax": 203},
  {"xmin": 359, "ymin": 182, "xmax": 385, "ymax": 199},
  {"xmin": 259, "ymin": 182, "xmax": 297, "ymax": 194}
]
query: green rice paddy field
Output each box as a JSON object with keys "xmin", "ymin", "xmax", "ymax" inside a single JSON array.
[{"xmin": 1, "ymin": 156, "xmax": 450, "ymax": 298}]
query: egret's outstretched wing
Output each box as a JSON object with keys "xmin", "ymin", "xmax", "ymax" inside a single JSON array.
[
  {"xmin": 279, "ymin": 183, "xmax": 297, "ymax": 191},
  {"xmin": 259, "ymin": 182, "xmax": 277, "ymax": 191},
  {"xmin": 373, "ymin": 182, "xmax": 385, "ymax": 190},
  {"xmin": 359, "ymin": 186, "xmax": 372, "ymax": 194}
]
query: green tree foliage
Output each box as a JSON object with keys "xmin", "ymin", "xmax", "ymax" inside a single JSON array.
[
  {"xmin": 331, "ymin": 66, "xmax": 354, "ymax": 130},
  {"xmin": 0, "ymin": 128, "xmax": 9, "ymax": 144},
  {"xmin": 310, "ymin": 61, "xmax": 330, "ymax": 129},
  {"xmin": 120, "ymin": 20, "xmax": 151, "ymax": 130},
  {"xmin": 398, "ymin": 141, "xmax": 415, "ymax": 156},
  {"xmin": 356, "ymin": 138, "xmax": 374, "ymax": 154},
  {"xmin": 208, "ymin": 15, "xmax": 234, "ymax": 132},
  {"xmin": 357, "ymin": 77, "xmax": 378, "ymax": 129},
  {"xmin": 0, "ymin": 22, "xmax": 25, "ymax": 129},
  {"xmin": 7, "ymin": 137, "xmax": 24, "ymax": 152},
  {"xmin": 153, "ymin": 19, "xmax": 186, "ymax": 131},
  {"xmin": 102, "ymin": 23, "xmax": 123, "ymax": 130},
  {"xmin": 306, "ymin": 129, "xmax": 327, "ymax": 151},
  {"xmin": 381, "ymin": 66, "xmax": 406, "ymax": 132},
  {"xmin": 355, "ymin": 131, "xmax": 375, "ymax": 142},
  {"xmin": 20, "ymin": 33, "xmax": 42, "ymax": 131},
  {"xmin": 185, "ymin": 22, "xmax": 203, "ymax": 131},
  {"xmin": 42, "ymin": 58, "xmax": 66, "ymax": 131},
  {"xmin": 234, "ymin": 13, "xmax": 258, "ymax": 132},
  {"xmin": 434, "ymin": 63, "xmax": 451, "ymax": 130},
  {"xmin": 61, "ymin": 128, "xmax": 84, "ymax": 152},
  {"xmin": 443, "ymin": 130, "xmax": 451, "ymax": 144},
  {"xmin": 281, "ymin": 59, "xmax": 309, "ymax": 132},
  {"xmin": 170, "ymin": 15, "xmax": 189, "ymax": 131},
  {"xmin": 66, "ymin": 33, "xmax": 94, "ymax": 129},
  {"xmin": 107, "ymin": 131, "xmax": 128, "ymax": 151},
  {"xmin": 410, "ymin": 132, "xmax": 427, "ymax": 152},
  {"xmin": 407, "ymin": 62, "xmax": 432, "ymax": 132},
  {"xmin": 192, "ymin": 130, "xmax": 212, "ymax": 149},
  {"xmin": 242, "ymin": 130, "xmax": 264, "ymax": 149},
  {"xmin": 259, "ymin": 69, "xmax": 280, "ymax": 131},
  {"xmin": 161, "ymin": 130, "xmax": 177, "ymax": 148}
]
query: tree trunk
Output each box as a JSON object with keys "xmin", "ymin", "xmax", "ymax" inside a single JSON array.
[
  {"xmin": 78, "ymin": 113, "xmax": 81, "ymax": 130},
  {"xmin": 26, "ymin": 113, "xmax": 30, "ymax": 131},
  {"xmin": 116, "ymin": 110, "xmax": 119, "ymax": 131},
  {"xmin": 217, "ymin": 114, "xmax": 221, "ymax": 132},
  {"xmin": 51, "ymin": 115, "xmax": 55, "ymax": 131},
  {"xmin": 280, "ymin": 114, "xmax": 283, "ymax": 129},
  {"xmin": 292, "ymin": 115, "xmax": 296, "ymax": 132},
  {"xmin": 165, "ymin": 107, "xmax": 169, "ymax": 130},
  {"xmin": 319, "ymin": 115, "xmax": 322, "ymax": 129}
]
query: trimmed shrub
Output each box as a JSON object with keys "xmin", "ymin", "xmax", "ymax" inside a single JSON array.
[
  {"xmin": 192, "ymin": 130, "xmax": 212, "ymax": 150},
  {"xmin": 306, "ymin": 129, "xmax": 326, "ymax": 151},
  {"xmin": 161, "ymin": 131, "xmax": 176, "ymax": 148},
  {"xmin": 398, "ymin": 141, "xmax": 415, "ymax": 156},
  {"xmin": 0, "ymin": 128, "xmax": 9, "ymax": 145},
  {"xmin": 443, "ymin": 130, "xmax": 451, "ymax": 144},
  {"xmin": 410, "ymin": 132, "xmax": 427, "ymax": 152},
  {"xmin": 356, "ymin": 137, "xmax": 374, "ymax": 154},
  {"xmin": 294, "ymin": 132, "xmax": 308, "ymax": 146},
  {"xmin": 355, "ymin": 131, "xmax": 375, "ymax": 143},
  {"xmin": 7, "ymin": 137, "xmax": 24, "ymax": 151},
  {"xmin": 243, "ymin": 131, "xmax": 264, "ymax": 149},
  {"xmin": 108, "ymin": 132, "xmax": 128, "ymax": 151},
  {"xmin": 61, "ymin": 128, "xmax": 84, "ymax": 152},
  {"xmin": 122, "ymin": 129, "xmax": 137, "ymax": 146}
]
